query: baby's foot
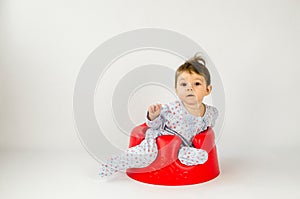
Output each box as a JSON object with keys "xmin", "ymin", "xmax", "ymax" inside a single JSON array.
[{"xmin": 178, "ymin": 147, "xmax": 208, "ymax": 166}]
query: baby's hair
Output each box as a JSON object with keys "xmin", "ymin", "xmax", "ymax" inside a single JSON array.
[{"xmin": 175, "ymin": 53, "xmax": 211, "ymax": 87}]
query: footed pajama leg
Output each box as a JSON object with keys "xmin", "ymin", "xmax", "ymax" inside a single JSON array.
[
  {"xmin": 99, "ymin": 129, "xmax": 159, "ymax": 177},
  {"xmin": 178, "ymin": 146, "xmax": 208, "ymax": 166}
]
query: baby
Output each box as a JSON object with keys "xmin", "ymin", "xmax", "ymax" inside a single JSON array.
[{"xmin": 99, "ymin": 53, "xmax": 218, "ymax": 177}]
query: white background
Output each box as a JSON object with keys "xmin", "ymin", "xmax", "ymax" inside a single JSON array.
[{"xmin": 0, "ymin": 0, "xmax": 299, "ymax": 199}]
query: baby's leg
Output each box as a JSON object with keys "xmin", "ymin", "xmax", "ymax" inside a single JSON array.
[
  {"xmin": 178, "ymin": 146, "xmax": 208, "ymax": 166},
  {"xmin": 99, "ymin": 129, "xmax": 159, "ymax": 177}
]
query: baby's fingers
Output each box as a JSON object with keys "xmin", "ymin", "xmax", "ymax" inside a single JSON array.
[
  {"xmin": 148, "ymin": 105, "xmax": 155, "ymax": 113},
  {"xmin": 154, "ymin": 104, "xmax": 162, "ymax": 112},
  {"xmin": 157, "ymin": 104, "xmax": 162, "ymax": 111}
]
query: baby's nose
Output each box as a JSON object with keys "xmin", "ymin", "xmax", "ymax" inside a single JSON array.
[{"xmin": 186, "ymin": 83, "xmax": 193, "ymax": 90}]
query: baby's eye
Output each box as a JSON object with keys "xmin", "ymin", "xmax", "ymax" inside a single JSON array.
[
  {"xmin": 195, "ymin": 82, "xmax": 201, "ymax": 86},
  {"xmin": 180, "ymin": 83, "xmax": 187, "ymax": 87}
]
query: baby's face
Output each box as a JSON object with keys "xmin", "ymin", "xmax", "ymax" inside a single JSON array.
[{"xmin": 175, "ymin": 72, "xmax": 212, "ymax": 107}]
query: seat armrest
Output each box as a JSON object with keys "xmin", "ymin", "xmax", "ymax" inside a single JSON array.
[{"xmin": 192, "ymin": 127, "xmax": 216, "ymax": 152}]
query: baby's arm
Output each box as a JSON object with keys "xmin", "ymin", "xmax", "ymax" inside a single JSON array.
[
  {"xmin": 148, "ymin": 104, "xmax": 162, "ymax": 121},
  {"xmin": 145, "ymin": 103, "xmax": 164, "ymax": 130},
  {"xmin": 200, "ymin": 105, "xmax": 219, "ymax": 131},
  {"xmin": 209, "ymin": 106, "xmax": 219, "ymax": 127}
]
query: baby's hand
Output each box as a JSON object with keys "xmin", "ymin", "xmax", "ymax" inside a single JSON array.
[{"xmin": 148, "ymin": 104, "xmax": 162, "ymax": 121}]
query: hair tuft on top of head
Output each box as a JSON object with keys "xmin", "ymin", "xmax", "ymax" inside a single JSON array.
[{"xmin": 187, "ymin": 52, "xmax": 206, "ymax": 66}]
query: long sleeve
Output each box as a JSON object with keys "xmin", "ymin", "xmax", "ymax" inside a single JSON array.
[
  {"xmin": 203, "ymin": 105, "xmax": 219, "ymax": 129},
  {"xmin": 206, "ymin": 106, "xmax": 219, "ymax": 127},
  {"xmin": 145, "ymin": 105, "xmax": 168, "ymax": 130},
  {"xmin": 145, "ymin": 112, "xmax": 163, "ymax": 130}
]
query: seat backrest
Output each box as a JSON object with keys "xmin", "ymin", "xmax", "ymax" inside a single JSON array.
[{"xmin": 128, "ymin": 123, "xmax": 148, "ymax": 147}]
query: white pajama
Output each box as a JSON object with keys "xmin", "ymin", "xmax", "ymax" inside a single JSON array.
[{"xmin": 99, "ymin": 100, "xmax": 218, "ymax": 177}]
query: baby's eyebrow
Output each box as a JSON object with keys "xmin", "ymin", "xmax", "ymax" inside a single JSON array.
[
  {"xmin": 178, "ymin": 78, "xmax": 187, "ymax": 81},
  {"xmin": 195, "ymin": 78, "xmax": 204, "ymax": 82}
]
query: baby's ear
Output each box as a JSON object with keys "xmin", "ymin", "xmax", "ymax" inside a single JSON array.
[{"xmin": 206, "ymin": 85, "xmax": 212, "ymax": 95}]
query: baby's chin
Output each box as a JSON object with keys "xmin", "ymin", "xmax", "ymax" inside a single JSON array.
[{"xmin": 182, "ymin": 99, "xmax": 201, "ymax": 106}]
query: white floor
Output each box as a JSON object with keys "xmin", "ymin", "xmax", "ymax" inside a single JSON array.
[{"xmin": 1, "ymin": 146, "xmax": 299, "ymax": 199}]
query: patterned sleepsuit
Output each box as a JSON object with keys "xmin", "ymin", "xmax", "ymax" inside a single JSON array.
[{"xmin": 99, "ymin": 100, "xmax": 218, "ymax": 177}]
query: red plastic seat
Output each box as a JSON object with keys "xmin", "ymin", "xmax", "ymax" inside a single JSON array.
[{"xmin": 126, "ymin": 123, "xmax": 220, "ymax": 185}]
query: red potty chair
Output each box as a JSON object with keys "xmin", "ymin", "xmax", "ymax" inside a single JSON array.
[{"xmin": 126, "ymin": 123, "xmax": 220, "ymax": 186}]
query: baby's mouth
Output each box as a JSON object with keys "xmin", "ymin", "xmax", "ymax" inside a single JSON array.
[{"xmin": 186, "ymin": 94, "xmax": 195, "ymax": 97}]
